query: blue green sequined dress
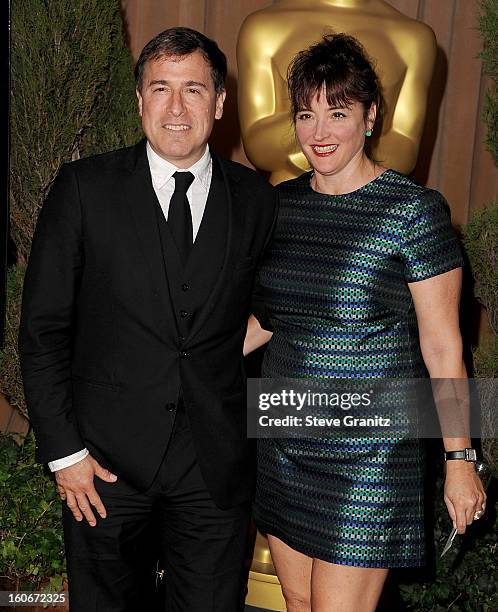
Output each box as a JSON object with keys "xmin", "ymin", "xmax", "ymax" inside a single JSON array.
[{"xmin": 253, "ymin": 169, "xmax": 464, "ymax": 567}]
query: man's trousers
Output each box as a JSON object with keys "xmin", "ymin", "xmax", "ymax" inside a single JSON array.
[{"xmin": 62, "ymin": 406, "xmax": 252, "ymax": 612}]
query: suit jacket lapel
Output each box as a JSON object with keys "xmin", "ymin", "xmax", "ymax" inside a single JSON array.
[
  {"xmin": 121, "ymin": 139, "xmax": 178, "ymax": 340},
  {"xmin": 186, "ymin": 152, "xmax": 245, "ymax": 344}
]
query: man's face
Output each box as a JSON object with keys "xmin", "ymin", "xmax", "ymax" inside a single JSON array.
[{"xmin": 136, "ymin": 51, "xmax": 225, "ymax": 168}]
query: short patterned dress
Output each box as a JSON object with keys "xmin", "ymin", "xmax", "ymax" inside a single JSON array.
[{"xmin": 253, "ymin": 169, "xmax": 464, "ymax": 567}]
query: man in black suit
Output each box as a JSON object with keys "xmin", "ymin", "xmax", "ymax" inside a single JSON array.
[{"xmin": 20, "ymin": 27, "xmax": 276, "ymax": 612}]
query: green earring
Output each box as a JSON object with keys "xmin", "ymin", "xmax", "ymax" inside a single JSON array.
[{"xmin": 365, "ymin": 129, "xmax": 373, "ymax": 137}]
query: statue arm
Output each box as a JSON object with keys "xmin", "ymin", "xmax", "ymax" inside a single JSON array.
[
  {"xmin": 237, "ymin": 17, "xmax": 308, "ymax": 177},
  {"xmin": 378, "ymin": 24, "xmax": 437, "ymax": 174}
]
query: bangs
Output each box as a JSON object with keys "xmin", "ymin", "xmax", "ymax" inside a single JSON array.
[
  {"xmin": 290, "ymin": 57, "xmax": 359, "ymax": 115},
  {"xmin": 293, "ymin": 76, "xmax": 357, "ymax": 114}
]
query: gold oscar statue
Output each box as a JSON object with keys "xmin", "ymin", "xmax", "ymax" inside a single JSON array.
[
  {"xmin": 237, "ymin": 0, "xmax": 436, "ymax": 185},
  {"xmin": 237, "ymin": 2, "xmax": 436, "ymax": 609}
]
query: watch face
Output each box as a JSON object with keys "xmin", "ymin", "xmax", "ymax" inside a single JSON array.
[{"xmin": 466, "ymin": 448, "xmax": 477, "ymax": 461}]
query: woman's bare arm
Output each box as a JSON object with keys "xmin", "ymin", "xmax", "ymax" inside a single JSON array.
[{"xmin": 409, "ymin": 268, "xmax": 486, "ymax": 533}]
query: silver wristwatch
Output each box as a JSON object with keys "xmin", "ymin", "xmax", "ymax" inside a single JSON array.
[{"xmin": 444, "ymin": 448, "xmax": 477, "ymax": 462}]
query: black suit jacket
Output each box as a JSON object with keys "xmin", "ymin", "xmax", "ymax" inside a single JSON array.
[{"xmin": 19, "ymin": 139, "xmax": 277, "ymax": 508}]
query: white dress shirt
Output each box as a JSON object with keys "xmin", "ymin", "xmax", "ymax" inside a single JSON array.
[
  {"xmin": 147, "ymin": 142, "xmax": 212, "ymax": 240},
  {"xmin": 48, "ymin": 143, "xmax": 213, "ymax": 472}
]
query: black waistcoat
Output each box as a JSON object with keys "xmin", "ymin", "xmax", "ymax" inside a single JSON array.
[{"xmin": 153, "ymin": 158, "xmax": 228, "ymax": 345}]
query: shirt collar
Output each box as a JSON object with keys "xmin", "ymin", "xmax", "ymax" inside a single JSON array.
[{"xmin": 146, "ymin": 142, "xmax": 211, "ymax": 192}]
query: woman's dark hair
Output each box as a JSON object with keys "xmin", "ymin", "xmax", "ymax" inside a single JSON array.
[
  {"xmin": 135, "ymin": 27, "xmax": 227, "ymax": 93},
  {"xmin": 287, "ymin": 33, "xmax": 383, "ymax": 130}
]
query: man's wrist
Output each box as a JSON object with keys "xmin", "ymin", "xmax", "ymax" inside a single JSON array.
[{"xmin": 48, "ymin": 448, "xmax": 89, "ymax": 472}]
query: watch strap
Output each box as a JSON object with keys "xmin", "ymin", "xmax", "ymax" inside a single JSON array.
[{"xmin": 444, "ymin": 448, "xmax": 477, "ymax": 462}]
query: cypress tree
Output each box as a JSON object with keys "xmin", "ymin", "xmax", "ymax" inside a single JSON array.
[
  {"xmin": 10, "ymin": 0, "xmax": 141, "ymax": 262},
  {"xmin": 3, "ymin": 0, "xmax": 142, "ymax": 415}
]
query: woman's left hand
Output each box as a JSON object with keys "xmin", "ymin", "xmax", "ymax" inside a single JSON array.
[{"xmin": 444, "ymin": 461, "xmax": 486, "ymax": 533}]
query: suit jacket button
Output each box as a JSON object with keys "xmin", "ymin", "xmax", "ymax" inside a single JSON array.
[
  {"xmin": 165, "ymin": 403, "xmax": 175, "ymax": 412},
  {"xmin": 179, "ymin": 310, "xmax": 189, "ymax": 318},
  {"xmin": 181, "ymin": 283, "xmax": 189, "ymax": 292},
  {"xmin": 180, "ymin": 350, "xmax": 188, "ymax": 359},
  {"xmin": 179, "ymin": 335, "xmax": 185, "ymax": 342}
]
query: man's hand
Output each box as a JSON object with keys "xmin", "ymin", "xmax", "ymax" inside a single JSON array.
[{"xmin": 55, "ymin": 454, "xmax": 117, "ymax": 526}]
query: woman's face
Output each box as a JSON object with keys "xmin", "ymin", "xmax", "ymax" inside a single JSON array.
[{"xmin": 295, "ymin": 88, "xmax": 375, "ymax": 178}]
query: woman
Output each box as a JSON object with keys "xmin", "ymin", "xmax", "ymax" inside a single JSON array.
[{"xmin": 245, "ymin": 34, "xmax": 486, "ymax": 612}]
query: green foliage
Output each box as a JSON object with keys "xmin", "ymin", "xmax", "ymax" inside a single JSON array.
[
  {"xmin": 473, "ymin": 335, "xmax": 498, "ymax": 379},
  {"xmin": 0, "ymin": 266, "xmax": 26, "ymax": 415},
  {"xmin": 400, "ymin": 473, "xmax": 498, "ymax": 611},
  {"xmin": 5, "ymin": 0, "xmax": 142, "ymax": 416},
  {"xmin": 483, "ymin": 89, "xmax": 498, "ymax": 165},
  {"xmin": 0, "ymin": 432, "xmax": 65, "ymax": 589},
  {"xmin": 478, "ymin": 0, "xmax": 498, "ymax": 162},
  {"xmin": 10, "ymin": 0, "xmax": 141, "ymax": 263},
  {"xmin": 78, "ymin": 5, "xmax": 142, "ymax": 156},
  {"xmin": 479, "ymin": 0, "xmax": 498, "ymax": 78},
  {"xmin": 462, "ymin": 203, "xmax": 498, "ymax": 335}
]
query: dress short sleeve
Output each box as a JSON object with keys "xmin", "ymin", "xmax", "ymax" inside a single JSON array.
[{"xmin": 400, "ymin": 190, "xmax": 464, "ymax": 282}]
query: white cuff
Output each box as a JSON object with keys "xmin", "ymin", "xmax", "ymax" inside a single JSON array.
[{"xmin": 48, "ymin": 448, "xmax": 89, "ymax": 472}]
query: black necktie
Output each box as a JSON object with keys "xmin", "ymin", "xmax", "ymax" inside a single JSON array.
[{"xmin": 168, "ymin": 171, "xmax": 195, "ymax": 261}]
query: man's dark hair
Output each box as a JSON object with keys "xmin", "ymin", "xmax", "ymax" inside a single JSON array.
[
  {"xmin": 135, "ymin": 27, "xmax": 227, "ymax": 93},
  {"xmin": 287, "ymin": 33, "xmax": 383, "ymax": 130}
]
